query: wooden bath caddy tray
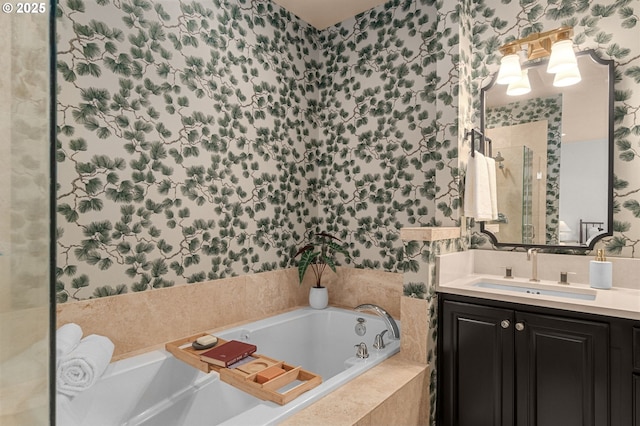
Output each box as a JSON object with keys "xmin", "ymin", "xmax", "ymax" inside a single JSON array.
[{"xmin": 165, "ymin": 333, "xmax": 322, "ymax": 405}]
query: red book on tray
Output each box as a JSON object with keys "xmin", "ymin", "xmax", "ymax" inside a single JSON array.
[{"xmin": 199, "ymin": 340, "xmax": 257, "ymax": 367}]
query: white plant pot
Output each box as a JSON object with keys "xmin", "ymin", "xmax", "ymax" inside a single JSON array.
[{"xmin": 309, "ymin": 286, "xmax": 328, "ymax": 309}]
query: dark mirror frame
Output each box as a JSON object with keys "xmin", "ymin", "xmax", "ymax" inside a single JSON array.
[{"xmin": 479, "ymin": 49, "xmax": 614, "ymax": 250}]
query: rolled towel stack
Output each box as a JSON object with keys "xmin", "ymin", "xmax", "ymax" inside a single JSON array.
[
  {"xmin": 56, "ymin": 333, "xmax": 114, "ymax": 398},
  {"xmin": 56, "ymin": 323, "xmax": 83, "ymax": 363}
]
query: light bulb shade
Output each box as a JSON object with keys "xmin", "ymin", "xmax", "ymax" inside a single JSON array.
[
  {"xmin": 553, "ymin": 65, "xmax": 581, "ymax": 87},
  {"xmin": 506, "ymin": 70, "xmax": 531, "ymax": 96},
  {"xmin": 559, "ymin": 220, "xmax": 572, "ymax": 233},
  {"xmin": 547, "ymin": 39, "xmax": 577, "ymax": 74},
  {"xmin": 496, "ymin": 54, "xmax": 522, "ymax": 85}
]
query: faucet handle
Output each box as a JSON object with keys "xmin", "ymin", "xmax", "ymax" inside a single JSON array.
[
  {"xmin": 373, "ymin": 330, "xmax": 388, "ymax": 349},
  {"xmin": 355, "ymin": 342, "xmax": 369, "ymax": 358},
  {"xmin": 501, "ymin": 266, "xmax": 514, "ymax": 279},
  {"xmin": 558, "ymin": 271, "xmax": 575, "ymax": 285}
]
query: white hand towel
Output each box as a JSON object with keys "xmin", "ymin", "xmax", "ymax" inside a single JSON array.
[
  {"xmin": 463, "ymin": 153, "xmax": 477, "ymax": 218},
  {"xmin": 485, "ymin": 156, "xmax": 498, "ymax": 220},
  {"xmin": 56, "ymin": 323, "xmax": 83, "ymax": 361},
  {"xmin": 464, "ymin": 152, "xmax": 493, "ymax": 221},
  {"xmin": 56, "ymin": 334, "xmax": 114, "ymax": 398}
]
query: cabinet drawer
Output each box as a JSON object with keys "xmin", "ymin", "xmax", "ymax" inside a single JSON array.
[{"xmin": 634, "ymin": 328, "xmax": 640, "ymax": 372}]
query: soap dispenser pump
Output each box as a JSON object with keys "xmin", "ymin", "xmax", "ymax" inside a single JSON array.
[{"xmin": 589, "ymin": 249, "xmax": 612, "ymax": 290}]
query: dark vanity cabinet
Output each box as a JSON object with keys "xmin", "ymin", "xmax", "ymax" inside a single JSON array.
[
  {"xmin": 438, "ymin": 294, "xmax": 636, "ymax": 426},
  {"xmin": 634, "ymin": 328, "xmax": 640, "ymax": 426},
  {"xmin": 635, "ymin": 374, "xmax": 640, "ymax": 426},
  {"xmin": 440, "ymin": 300, "xmax": 515, "ymax": 425}
]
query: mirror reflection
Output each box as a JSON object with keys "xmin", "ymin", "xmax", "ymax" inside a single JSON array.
[{"xmin": 480, "ymin": 50, "xmax": 613, "ymax": 248}]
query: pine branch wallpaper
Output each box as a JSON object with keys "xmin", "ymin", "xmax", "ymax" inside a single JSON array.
[
  {"xmin": 56, "ymin": 0, "xmax": 320, "ymax": 301},
  {"xmin": 463, "ymin": 0, "xmax": 640, "ymax": 254},
  {"xmin": 56, "ymin": 0, "xmax": 639, "ymax": 302}
]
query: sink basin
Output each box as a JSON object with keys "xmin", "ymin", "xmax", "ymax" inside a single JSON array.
[{"xmin": 473, "ymin": 281, "xmax": 596, "ymax": 301}]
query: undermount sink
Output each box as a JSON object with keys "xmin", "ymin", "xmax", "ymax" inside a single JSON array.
[{"xmin": 472, "ymin": 281, "xmax": 597, "ymax": 301}]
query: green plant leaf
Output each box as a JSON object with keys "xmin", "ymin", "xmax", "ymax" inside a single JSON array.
[{"xmin": 297, "ymin": 250, "xmax": 318, "ymax": 284}]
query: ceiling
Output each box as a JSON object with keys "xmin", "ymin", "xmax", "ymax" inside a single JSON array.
[{"xmin": 272, "ymin": 0, "xmax": 389, "ymax": 29}]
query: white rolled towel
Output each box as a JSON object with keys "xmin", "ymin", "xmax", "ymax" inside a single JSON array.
[
  {"xmin": 56, "ymin": 334, "xmax": 114, "ymax": 398},
  {"xmin": 56, "ymin": 323, "xmax": 83, "ymax": 360},
  {"xmin": 56, "ymin": 394, "xmax": 81, "ymax": 426}
]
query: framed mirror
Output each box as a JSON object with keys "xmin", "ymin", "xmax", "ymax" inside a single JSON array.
[{"xmin": 480, "ymin": 50, "xmax": 614, "ymax": 250}]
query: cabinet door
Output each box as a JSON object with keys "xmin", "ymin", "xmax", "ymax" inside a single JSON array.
[
  {"xmin": 634, "ymin": 375, "xmax": 640, "ymax": 426},
  {"xmin": 514, "ymin": 312, "xmax": 609, "ymax": 426},
  {"xmin": 441, "ymin": 300, "xmax": 515, "ymax": 426}
]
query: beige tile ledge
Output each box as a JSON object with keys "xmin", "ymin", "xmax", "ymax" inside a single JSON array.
[
  {"xmin": 281, "ymin": 355, "xmax": 429, "ymax": 426},
  {"xmin": 57, "ymin": 267, "xmax": 402, "ymax": 359},
  {"xmin": 400, "ymin": 226, "xmax": 460, "ymax": 242}
]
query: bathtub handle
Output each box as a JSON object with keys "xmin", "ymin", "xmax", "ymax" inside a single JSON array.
[
  {"xmin": 373, "ymin": 330, "xmax": 387, "ymax": 349},
  {"xmin": 354, "ymin": 342, "xmax": 369, "ymax": 359}
]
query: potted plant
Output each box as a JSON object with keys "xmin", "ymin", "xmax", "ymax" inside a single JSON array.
[{"xmin": 294, "ymin": 232, "xmax": 350, "ymax": 309}]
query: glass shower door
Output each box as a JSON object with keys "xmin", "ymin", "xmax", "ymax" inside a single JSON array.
[
  {"xmin": 0, "ymin": 8, "xmax": 52, "ymax": 425},
  {"xmin": 521, "ymin": 146, "xmax": 534, "ymax": 244}
]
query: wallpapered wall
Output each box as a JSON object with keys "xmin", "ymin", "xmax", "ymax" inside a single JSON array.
[
  {"xmin": 314, "ymin": 2, "xmax": 461, "ymax": 269},
  {"xmin": 463, "ymin": 0, "xmax": 640, "ymax": 257},
  {"xmin": 55, "ymin": 0, "xmax": 322, "ymax": 301},
  {"xmin": 56, "ymin": 0, "xmax": 640, "ymax": 302},
  {"xmin": 55, "ymin": 0, "xmax": 460, "ymax": 301}
]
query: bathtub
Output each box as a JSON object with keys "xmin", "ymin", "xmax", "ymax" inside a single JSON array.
[{"xmin": 58, "ymin": 306, "xmax": 401, "ymax": 426}]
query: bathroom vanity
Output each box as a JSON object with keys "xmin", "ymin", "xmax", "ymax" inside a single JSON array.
[
  {"xmin": 438, "ymin": 293, "xmax": 635, "ymax": 426},
  {"xmin": 436, "ymin": 251, "xmax": 640, "ymax": 426},
  {"xmin": 438, "ymin": 42, "xmax": 629, "ymax": 425}
]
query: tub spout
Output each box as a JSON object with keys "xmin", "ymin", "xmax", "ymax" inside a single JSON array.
[{"xmin": 354, "ymin": 304, "xmax": 400, "ymax": 340}]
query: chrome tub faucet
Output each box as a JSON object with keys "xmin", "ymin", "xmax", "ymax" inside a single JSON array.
[{"xmin": 354, "ymin": 303, "xmax": 400, "ymax": 340}]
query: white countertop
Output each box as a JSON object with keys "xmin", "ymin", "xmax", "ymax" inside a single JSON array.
[{"xmin": 437, "ymin": 274, "xmax": 640, "ymax": 321}]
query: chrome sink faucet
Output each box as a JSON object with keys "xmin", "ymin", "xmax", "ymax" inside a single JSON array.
[
  {"xmin": 527, "ymin": 248, "xmax": 539, "ymax": 282},
  {"xmin": 354, "ymin": 304, "xmax": 400, "ymax": 340}
]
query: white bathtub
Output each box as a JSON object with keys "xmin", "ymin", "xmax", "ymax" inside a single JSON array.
[{"xmin": 58, "ymin": 307, "xmax": 400, "ymax": 426}]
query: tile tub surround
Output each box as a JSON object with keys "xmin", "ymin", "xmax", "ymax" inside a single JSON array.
[
  {"xmin": 400, "ymin": 227, "xmax": 462, "ymax": 242},
  {"xmin": 436, "ymin": 250, "xmax": 640, "ymax": 320},
  {"xmin": 399, "ymin": 296, "xmax": 431, "ymax": 365},
  {"xmin": 282, "ymin": 357, "xmax": 430, "ymax": 426},
  {"xmin": 57, "ymin": 267, "xmax": 403, "ymax": 359},
  {"xmin": 56, "ymin": 266, "xmax": 430, "ymax": 425}
]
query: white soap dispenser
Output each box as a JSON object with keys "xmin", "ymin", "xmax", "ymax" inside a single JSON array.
[{"xmin": 589, "ymin": 249, "xmax": 612, "ymax": 289}]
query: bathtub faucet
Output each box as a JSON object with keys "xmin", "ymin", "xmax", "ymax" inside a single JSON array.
[
  {"xmin": 354, "ymin": 304, "xmax": 400, "ymax": 340},
  {"xmin": 355, "ymin": 342, "xmax": 369, "ymax": 359}
]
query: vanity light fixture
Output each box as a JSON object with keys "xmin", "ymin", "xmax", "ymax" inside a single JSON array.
[
  {"xmin": 496, "ymin": 27, "xmax": 581, "ymax": 91},
  {"xmin": 547, "ymin": 38, "xmax": 578, "ymax": 74},
  {"xmin": 496, "ymin": 49, "xmax": 522, "ymax": 85},
  {"xmin": 553, "ymin": 65, "xmax": 582, "ymax": 87},
  {"xmin": 506, "ymin": 69, "xmax": 531, "ymax": 96}
]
